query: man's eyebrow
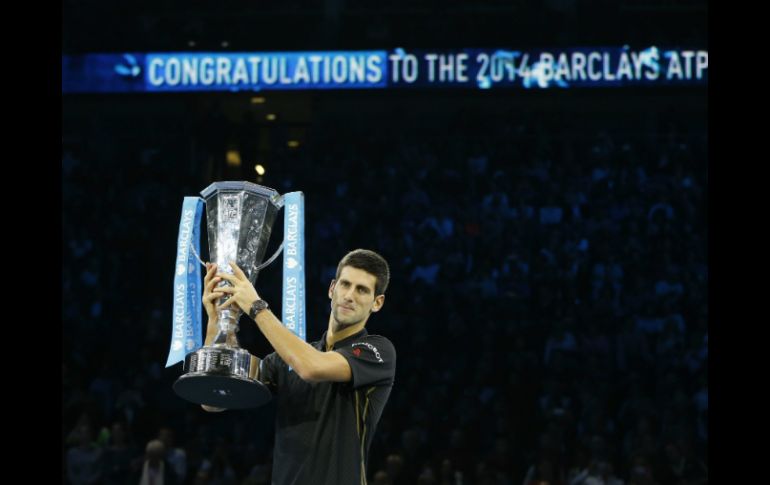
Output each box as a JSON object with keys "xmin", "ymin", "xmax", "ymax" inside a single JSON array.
[{"xmin": 339, "ymin": 278, "xmax": 372, "ymax": 292}]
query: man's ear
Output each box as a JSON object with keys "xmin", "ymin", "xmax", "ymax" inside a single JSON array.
[
  {"xmin": 371, "ymin": 294, "xmax": 385, "ymax": 313},
  {"xmin": 328, "ymin": 279, "xmax": 336, "ymax": 299}
]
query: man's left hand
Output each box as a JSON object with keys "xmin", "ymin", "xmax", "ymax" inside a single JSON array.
[{"xmin": 215, "ymin": 261, "xmax": 261, "ymax": 313}]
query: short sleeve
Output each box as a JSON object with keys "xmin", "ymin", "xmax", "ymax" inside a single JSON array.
[
  {"xmin": 334, "ymin": 335, "xmax": 396, "ymax": 389},
  {"xmin": 259, "ymin": 352, "xmax": 282, "ymax": 394}
]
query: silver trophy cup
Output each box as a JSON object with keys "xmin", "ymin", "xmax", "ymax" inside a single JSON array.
[{"xmin": 173, "ymin": 181, "xmax": 283, "ymax": 409}]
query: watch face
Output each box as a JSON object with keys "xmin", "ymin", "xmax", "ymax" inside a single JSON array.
[{"xmin": 251, "ymin": 300, "xmax": 267, "ymax": 318}]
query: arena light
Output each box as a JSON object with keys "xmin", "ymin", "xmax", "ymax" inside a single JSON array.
[
  {"xmin": 287, "ymin": 140, "xmax": 300, "ymax": 148},
  {"xmin": 255, "ymin": 164, "xmax": 266, "ymax": 176},
  {"xmin": 251, "ymin": 96, "xmax": 266, "ymax": 104},
  {"xmin": 226, "ymin": 149, "xmax": 241, "ymax": 167},
  {"xmin": 266, "ymin": 113, "xmax": 276, "ymax": 121}
]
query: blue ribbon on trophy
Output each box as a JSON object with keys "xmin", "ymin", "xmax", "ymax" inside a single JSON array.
[
  {"xmin": 166, "ymin": 197, "xmax": 204, "ymax": 367},
  {"xmin": 281, "ymin": 192, "xmax": 306, "ymax": 342}
]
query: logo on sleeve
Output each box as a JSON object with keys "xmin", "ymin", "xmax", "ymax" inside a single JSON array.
[{"xmin": 351, "ymin": 342, "xmax": 384, "ymax": 363}]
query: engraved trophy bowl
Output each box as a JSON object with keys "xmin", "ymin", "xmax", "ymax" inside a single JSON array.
[{"xmin": 173, "ymin": 181, "xmax": 283, "ymax": 409}]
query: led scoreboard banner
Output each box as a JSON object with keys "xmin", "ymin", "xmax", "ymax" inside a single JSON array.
[{"xmin": 62, "ymin": 47, "xmax": 707, "ymax": 93}]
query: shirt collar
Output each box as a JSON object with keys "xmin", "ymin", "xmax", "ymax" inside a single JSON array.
[{"xmin": 316, "ymin": 328, "xmax": 369, "ymax": 351}]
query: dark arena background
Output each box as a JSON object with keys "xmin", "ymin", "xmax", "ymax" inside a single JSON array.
[{"xmin": 62, "ymin": 2, "xmax": 707, "ymax": 484}]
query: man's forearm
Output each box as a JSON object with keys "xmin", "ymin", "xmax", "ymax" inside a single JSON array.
[
  {"xmin": 253, "ymin": 308, "xmax": 323, "ymax": 380},
  {"xmin": 205, "ymin": 323, "xmax": 217, "ymax": 346}
]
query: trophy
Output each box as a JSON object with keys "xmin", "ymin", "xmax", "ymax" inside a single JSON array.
[{"xmin": 172, "ymin": 181, "xmax": 283, "ymax": 409}]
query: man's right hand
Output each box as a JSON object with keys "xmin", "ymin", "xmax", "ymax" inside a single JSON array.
[{"xmin": 203, "ymin": 262, "xmax": 224, "ymax": 325}]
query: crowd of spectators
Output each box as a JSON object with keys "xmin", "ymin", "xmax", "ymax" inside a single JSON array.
[{"xmin": 63, "ymin": 92, "xmax": 707, "ymax": 484}]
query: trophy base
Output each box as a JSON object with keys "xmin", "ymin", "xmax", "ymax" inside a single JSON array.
[{"xmin": 173, "ymin": 373, "xmax": 272, "ymax": 409}]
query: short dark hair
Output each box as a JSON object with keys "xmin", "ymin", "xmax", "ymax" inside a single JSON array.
[{"xmin": 336, "ymin": 249, "xmax": 390, "ymax": 295}]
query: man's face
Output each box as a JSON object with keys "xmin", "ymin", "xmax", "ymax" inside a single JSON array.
[{"xmin": 329, "ymin": 266, "xmax": 384, "ymax": 327}]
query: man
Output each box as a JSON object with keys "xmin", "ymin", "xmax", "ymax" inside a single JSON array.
[
  {"xmin": 65, "ymin": 424, "xmax": 103, "ymax": 485},
  {"xmin": 202, "ymin": 249, "xmax": 396, "ymax": 485},
  {"xmin": 157, "ymin": 427, "xmax": 187, "ymax": 484},
  {"xmin": 137, "ymin": 439, "xmax": 178, "ymax": 485}
]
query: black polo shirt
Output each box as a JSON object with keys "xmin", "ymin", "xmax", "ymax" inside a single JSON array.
[{"xmin": 259, "ymin": 328, "xmax": 396, "ymax": 485}]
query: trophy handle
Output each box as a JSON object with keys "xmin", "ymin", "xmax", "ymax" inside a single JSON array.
[
  {"xmin": 255, "ymin": 241, "xmax": 284, "ymax": 272},
  {"xmin": 188, "ymin": 238, "xmax": 283, "ymax": 272}
]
